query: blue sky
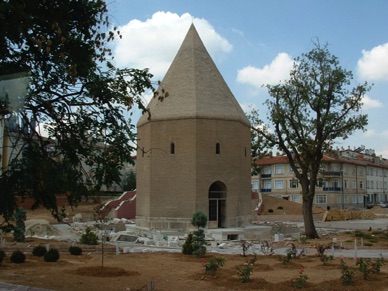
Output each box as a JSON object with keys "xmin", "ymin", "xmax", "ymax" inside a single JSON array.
[{"xmin": 107, "ymin": 0, "xmax": 388, "ymax": 157}]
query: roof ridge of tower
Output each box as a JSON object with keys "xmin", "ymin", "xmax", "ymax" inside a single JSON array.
[{"xmin": 137, "ymin": 23, "xmax": 250, "ymax": 127}]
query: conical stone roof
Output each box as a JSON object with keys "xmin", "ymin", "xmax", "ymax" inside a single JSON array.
[{"xmin": 137, "ymin": 24, "xmax": 250, "ymax": 127}]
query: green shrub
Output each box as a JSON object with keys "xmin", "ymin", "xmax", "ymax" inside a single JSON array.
[
  {"xmin": 202, "ymin": 257, "xmax": 225, "ymax": 273},
  {"xmin": 182, "ymin": 233, "xmax": 194, "ymax": 255},
  {"xmin": 44, "ymin": 248, "xmax": 60, "ymax": 262},
  {"xmin": 236, "ymin": 264, "xmax": 253, "ymax": 283},
  {"xmin": 0, "ymin": 250, "xmax": 5, "ymax": 264},
  {"xmin": 80, "ymin": 227, "xmax": 98, "ymax": 245},
  {"xmin": 10, "ymin": 250, "xmax": 26, "ymax": 263},
  {"xmin": 32, "ymin": 245, "xmax": 47, "ymax": 257},
  {"xmin": 69, "ymin": 246, "xmax": 83, "ymax": 256},
  {"xmin": 192, "ymin": 229, "xmax": 206, "ymax": 257},
  {"xmin": 191, "ymin": 210, "xmax": 207, "ymax": 229}
]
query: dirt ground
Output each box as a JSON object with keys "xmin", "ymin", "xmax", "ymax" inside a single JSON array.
[
  {"xmin": 0, "ymin": 196, "xmax": 387, "ymax": 290},
  {"xmin": 0, "ymin": 247, "xmax": 387, "ymax": 290}
]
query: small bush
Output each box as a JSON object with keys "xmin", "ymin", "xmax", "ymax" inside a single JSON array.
[
  {"xmin": 182, "ymin": 233, "xmax": 194, "ymax": 255},
  {"xmin": 0, "ymin": 250, "xmax": 5, "ymax": 264},
  {"xmin": 32, "ymin": 245, "xmax": 47, "ymax": 257},
  {"xmin": 10, "ymin": 250, "xmax": 26, "ymax": 264},
  {"xmin": 69, "ymin": 246, "xmax": 83, "ymax": 256},
  {"xmin": 80, "ymin": 227, "xmax": 98, "ymax": 245},
  {"xmin": 44, "ymin": 248, "xmax": 60, "ymax": 262},
  {"xmin": 236, "ymin": 264, "xmax": 253, "ymax": 283},
  {"xmin": 340, "ymin": 258, "xmax": 354, "ymax": 285},
  {"xmin": 202, "ymin": 257, "xmax": 225, "ymax": 273}
]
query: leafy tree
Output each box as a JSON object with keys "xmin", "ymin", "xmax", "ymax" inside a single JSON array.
[
  {"xmin": 191, "ymin": 211, "xmax": 207, "ymax": 257},
  {"xmin": 249, "ymin": 42, "xmax": 370, "ymax": 238},
  {"xmin": 191, "ymin": 210, "xmax": 207, "ymax": 229},
  {"xmin": 122, "ymin": 170, "xmax": 136, "ymax": 191},
  {"xmin": 0, "ymin": 1, "xmax": 153, "ymax": 222}
]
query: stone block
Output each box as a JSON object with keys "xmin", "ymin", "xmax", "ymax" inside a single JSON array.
[
  {"xmin": 168, "ymin": 241, "xmax": 178, "ymax": 247},
  {"xmin": 156, "ymin": 241, "xmax": 167, "ymax": 247}
]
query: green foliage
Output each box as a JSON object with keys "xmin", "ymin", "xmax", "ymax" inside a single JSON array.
[
  {"xmin": 44, "ymin": 248, "xmax": 60, "ymax": 262},
  {"xmin": 201, "ymin": 257, "xmax": 225, "ymax": 273},
  {"xmin": 0, "ymin": 0, "xmax": 154, "ymax": 223},
  {"xmin": 192, "ymin": 229, "xmax": 206, "ymax": 257},
  {"xmin": 340, "ymin": 258, "xmax": 354, "ymax": 285},
  {"xmin": 80, "ymin": 227, "xmax": 98, "ymax": 245},
  {"xmin": 0, "ymin": 250, "xmax": 5, "ymax": 264},
  {"xmin": 10, "ymin": 250, "xmax": 26, "ymax": 264},
  {"xmin": 191, "ymin": 211, "xmax": 207, "ymax": 229},
  {"xmin": 249, "ymin": 42, "xmax": 371, "ymax": 239},
  {"xmin": 181, "ymin": 233, "xmax": 194, "ymax": 255},
  {"xmin": 13, "ymin": 208, "xmax": 26, "ymax": 242},
  {"xmin": 299, "ymin": 236, "xmax": 308, "ymax": 244},
  {"xmin": 320, "ymin": 255, "xmax": 334, "ymax": 266},
  {"xmin": 293, "ymin": 268, "xmax": 309, "ymax": 288},
  {"xmin": 278, "ymin": 253, "xmax": 293, "ymax": 265},
  {"xmin": 122, "ymin": 170, "xmax": 136, "ymax": 191},
  {"xmin": 69, "ymin": 246, "xmax": 83, "ymax": 256},
  {"xmin": 32, "ymin": 245, "xmax": 47, "ymax": 257},
  {"xmin": 236, "ymin": 264, "xmax": 253, "ymax": 283}
]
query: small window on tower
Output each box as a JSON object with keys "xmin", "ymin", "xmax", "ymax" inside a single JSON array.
[
  {"xmin": 170, "ymin": 142, "xmax": 175, "ymax": 154},
  {"xmin": 216, "ymin": 143, "xmax": 220, "ymax": 154}
]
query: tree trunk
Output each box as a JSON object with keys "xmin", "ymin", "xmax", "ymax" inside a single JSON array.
[{"xmin": 302, "ymin": 196, "xmax": 319, "ymax": 239}]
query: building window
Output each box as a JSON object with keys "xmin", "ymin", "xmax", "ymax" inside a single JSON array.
[
  {"xmin": 316, "ymin": 179, "xmax": 324, "ymax": 188},
  {"xmin": 274, "ymin": 180, "xmax": 284, "ymax": 189},
  {"xmin": 290, "ymin": 194, "xmax": 300, "ymax": 203},
  {"xmin": 359, "ymin": 180, "xmax": 364, "ymax": 189},
  {"xmin": 337, "ymin": 194, "xmax": 342, "ymax": 204},
  {"xmin": 275, "ymin": 165, "xmax": 284, "ymax": 175},
  {"xmin": 344, "ymin": 180, "xmax": 348, "ymax": 189},
  {"xmin": 352, "ymin": 180, "xmax": 356, "ymax": 189},
  {"xmin": 170, "ymin": 142, "xmax": 175, "ymax": 154},
  {"xmin": 263, "ymin": 180, "xmax": 272, "ymax": 189},
  {"xmin": 352, "ymin": 195, "xmax": 357, "ymax": 203},
  {"xmin": 251, "ymin": 181, "xmax": 259, "ymax": 192},
  {"xmin": 344, "ymin": 194, "xmax": 349, "ymax": 203},
  {"xmin": 216, "ymin": 143, "xmax": 220, "ymax": 154},
  {"xmin": 315, "ymin": 194, "xmax": 327, "ymax": 204},
  {"xmin": 358, "ymin": 195, "xmax": 363, "ymax": 203},
  {"xmin": 289, "ymin": 179, "xmax": 299, "ymax": 189},
  {"xmin": 263, "ymin": 166, "xmax": 271, "ymax": 175}
]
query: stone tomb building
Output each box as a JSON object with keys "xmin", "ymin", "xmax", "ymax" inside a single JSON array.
[{"xmin": 136, "ymin": 24, "xmax": 251, "ymax": 230}]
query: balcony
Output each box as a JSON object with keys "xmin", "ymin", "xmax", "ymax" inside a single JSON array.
[
  {"xmin": 323, "ymin": 187, "xmax": 342, "ymax": 192},
  {"xmin": 323, "ymin": 171, "xmax": 341, "ymax": 177},
  {"xmin": 261, "ymin": 188, "xmax": 272, "ymax": 192},
  {"xmin": 260, "ymin": 173, "xmax": 272, "ymax": 178}
]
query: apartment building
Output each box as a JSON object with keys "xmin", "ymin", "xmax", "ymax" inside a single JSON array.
[{"xmin": 252, "ymin": 147, "xmax": 388, "ymax": 209}]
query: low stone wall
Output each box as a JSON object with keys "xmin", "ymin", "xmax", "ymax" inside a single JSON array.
[
  {"xmin": 322, "ymin": 210, "xmax": 376, "ymax": 221},
  {"xmin": 252, "ymin": 214, "xmax": 322, "ymax": 223}
]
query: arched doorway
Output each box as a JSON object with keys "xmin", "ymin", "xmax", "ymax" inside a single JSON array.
[{"xmin": 208, "ymin": 181, "xmax": 227, "ymax": 228}]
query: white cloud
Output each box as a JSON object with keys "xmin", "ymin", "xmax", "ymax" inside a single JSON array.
[
  {"xmin": 362, "ymin": 94, "xmax": 383, "ymax": 109},
  {"xmin": 357, "ymin": 43, "xmax": 388, "ymax": 81},
  {"xmin": 112, "ymin": 11, "xmax": 232, "ymax": 80},
  {"xmin": 236, "ymin": 52, "xmax": 294, "ymax": 90}
]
